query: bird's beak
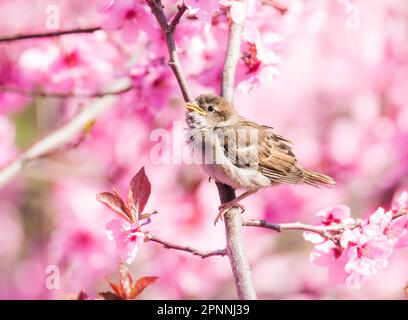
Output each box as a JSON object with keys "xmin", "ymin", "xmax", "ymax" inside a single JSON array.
[{"xmin": 185, "ymin": 102, "xmax": 207, "ymax": 116}]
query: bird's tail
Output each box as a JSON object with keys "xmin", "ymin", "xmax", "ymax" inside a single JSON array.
[{"xmin": 302, "ymin": 169, "xmax": 335, "ymax": 188}]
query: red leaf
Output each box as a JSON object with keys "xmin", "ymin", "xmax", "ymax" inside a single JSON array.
[
  {"xmin": 119, "ymin": 265, "xmax": 133, "ymax": 297},
  {"xmin": 128, "ymin": 167, "xmax": 151, "ymax": 216},
  {"xmin": 129, "ymin": 276, "xmax": 158, "ymax": 299},
  {"xmin": 96, "ymin": 191, "xmax": 133, "ymax": 222},
  {"xmin": 108, "ymin": 280, "xmax": 124, "ymax": 298},
  {"xmin": 99, "ymin": 292, "xmax": 121, "ymax": 300},
  {"xmin": 77, "ymin": 290, "xmax": 88, "ymax": 300}
]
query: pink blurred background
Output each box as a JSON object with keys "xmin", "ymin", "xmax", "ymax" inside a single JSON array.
[{"xmin": 0, "ymin": 0, "xmax": 407, "ymax": 299}]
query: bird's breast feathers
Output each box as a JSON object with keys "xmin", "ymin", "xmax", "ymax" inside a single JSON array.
[{"xmin": 186, "ymin": 126, "xmax": 270, "ymax": 189}]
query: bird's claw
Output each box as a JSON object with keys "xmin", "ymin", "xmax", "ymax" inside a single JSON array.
[{"xmin": 214, "ymin": 203, "xmax": 245, "ymax": 226}]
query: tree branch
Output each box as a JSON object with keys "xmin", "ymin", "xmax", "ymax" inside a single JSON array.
[
  {"xmin": 0, "ymin": 27, "xmax": 101, "ymax": 43},
  {"xmin": 243, "ymin": 208, "xmax": 408, "ymax": 239},
  {"xmin": 146, "ymin": 0, "xmax": 193, "ymax": 102},
  {"xmin": 146, "ymin": 0, "xmax": 255, "ymax": 299},
  {"xmin": 0, "ymin": 79, "xmax": 131, "ymax": 189},
  {"xmin": 168, "ymin": 3, "xmax": 188, "ymax": 33},
  {"xmin": 217, "ymin": 0, "xmax": 256, "ymax": 301},
  {"xmin": 0, "ymin": 85, "xmax": 132, "ymax": 99},
  {"xmin": 144, "ymin": 233, "xmax": 226, "ymax": 258},
  {"xmin": 221, "ymin": 7, "xmax": 246, "ymax": 102},
  {"xmin": 243, "ymin": 219, "xmax": 340, "ymax": 239}
]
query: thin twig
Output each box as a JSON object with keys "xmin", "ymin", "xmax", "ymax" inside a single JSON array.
[
  {"xmin": 145, "ymin": 233, "xmax": 226, "ymax": 258},
  {"xmin": 393, "ymin": 208, "xmax": 408, "ymax": 220},
  {"xmin": 146, "ymin": 0, "xmax": 193, "ymax": 102},
  {"xmin": 243, "ymin": 219, "xmax": 340, "ymax": 239},
  {"xmin": 0, "ymin": 85, "xmax": 132, "ymax": 99},
  {"xmin": 168, "ymin": 3, "xmax": 188, "ymax": 33},
  {"xmin": 242, "ymin": 219, "xmax": 282, "ymax": 231},
  {"xmin": 261, "ymin": 0, "xmax": 288, "ymax": 15},
  {"xmin": 0, "ymin": 27, "xmax": 101, "ymax": 43},
  {"xmin": 243, "ymin": 208, "xmax": 408, "ymax": 238},
  {"xmin": 0, "ymin": 79, "xmax": 131, "ymax": 189}
]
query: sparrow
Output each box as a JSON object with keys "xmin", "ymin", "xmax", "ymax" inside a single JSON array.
[{"xmin": 185, "ymin": 93, "xmax": 335, "ymax": 225}]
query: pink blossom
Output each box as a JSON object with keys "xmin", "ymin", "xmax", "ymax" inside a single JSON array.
[
  {"xmin": 392, "ymin": 191, "xmax": 408, "ymax": 213},
  {"xmin": 302, "ymin": 238, "xmax": 348, "ymax": 285},
  {"xmin": 342, "ymin": 228, "xmax": 393, "ymax": 289},
  {"xmin": 387, "ymin": 215, "xmax": 408, "ymax": 248},
  {"xmin": 49, "ymin": 180, "xmax": 118, "ymax": 293},
  {"xmin": 316, "ymin": 205, "xmax": 355, "ymax": 226},
  {"xmin": 100, "ymin": 0, "xmax": 157, "ymax": 42},
  {"xmin": 366, "ymin": 207, "xmax": 392, "ymax": 232},
  {"xmin": 129, "ymin": 58, "xmax": 175, "ymax": 112},
  {"xmin": 230, "ymin": 1, "xmax": 246, "ymax": 24},
  {"xmin": 18, "ymin": 37, "xmax": 119, "ymax": 93},
  {"xmin": 184, "ymin": 0, "xmax": 221, "ymax": 23},
  {"xmin": 306, "ymin": 201, "xmax": 408, "ymax": 290},
  {"xmin": 365, "ymin": 207, "xmax": 407, "ymax": 247},
  {"xmin": 237, "ymin": 32, "xmax": 282, "ymax": 93},
  {"xmin": 304, "ymin": 205, "xmax": 355, "ymax": 244},
  {"xmin": 105, "ymin": 219, "xmax": 146, "ymax": 264},
  {"xmin": 0, "ymin": 52, "xmax": 30, "ymax": 114},
  {"xmin": 97, "ymin": 168, "xmax": 153, "ymax": 264}
]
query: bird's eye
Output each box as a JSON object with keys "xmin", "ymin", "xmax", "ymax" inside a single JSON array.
[{"xmin": 207, "ymin": 105, "xmax": 215, "ymax": 112}]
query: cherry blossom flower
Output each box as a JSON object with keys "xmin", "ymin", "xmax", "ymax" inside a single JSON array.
[
  {"xmin": 0, "ymin": 52, "xmax": 30, "ymax": 114},
  {"xmin": 237, "ymin": 32, "xmax": 282, "ymax": 93},
  {"xmin": 341, "ymin": 227, "xmax": 394, "ymax": 289},
  {"xmin": 392, "ymin": 191, "xmax": 408, "ymax": 213},
  {"xmin": 18, "ymin": 37, "xmax": 118, "ymax": 93},
  {"xmin": 364, "ymin": 205, "xmax": 408, "ymax": 247},
  {"xmin": 309, "ymin": 240, "xmax": 348, "ymax": 285},
  {"xmin": 303, "ymin": 205, "xmax": 355, "ymax": 244},
  {"xmin": 305, "ymin": 199, "xmax": 408, "ymax": 289},
  {"xmin": 389, "ymin": 192, "xmax": 408, "ymax": 247},
  {"xmin": 129, "ymin": 58, "xmax": 175, "ymax": 112},
  {"xmin": 316, "ymin": 205, "xmax": 355, "ymax": 226},
  {"xmin": 97, "ymin": 168, "xmax": 155, "ymax": 264},
  {"xmin": 185, "ymin": 0, "xmax": 221, "ymax": 23},
  {"xmin": 388, "ymin": 216, "xmax": 408, "ymax": 248},
  {"xmin": 229, "ymin": 0, "xmax": 246, "ymax": 24},
  {"xmin": 99, "ymin": 0, "xmax": 157, "ymax": 41},
  {"xmin": 105, "ymin": 219, "xmax": 145, "ymax": 264}
]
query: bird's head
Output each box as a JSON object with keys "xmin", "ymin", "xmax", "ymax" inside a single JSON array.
[{"xmin": 185, "ymin": 93, "xmax": 237, "ymax": 128}]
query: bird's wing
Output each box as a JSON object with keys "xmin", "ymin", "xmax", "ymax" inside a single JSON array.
[
  {"xmin": 258, "ymin": 128, "xmax": 304, "ymax": 184},
  {"xmin": 215, "ymin": 118, "xmax": 262, "ymax": 169},
  {"xmin": 218, "ymin": 118, "xmax": 304, "ymax": 184}
]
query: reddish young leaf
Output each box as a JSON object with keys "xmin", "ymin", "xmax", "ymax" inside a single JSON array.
[
  {"xmin": 129, "ymin": 276, "xmax": 158, "ymax": 299},
  {"xmin": 108, "ymin": 280, "xmax": 124, "ymax": 298},
  {"xmin": 128, "ymin": 167, "xmax": 151, "ymax": 216},
  {"xmin": 99, "ymin": 292, "xmax": 121, "ymax": 300},
  {"xmin": 77, "ymin": 290, "xmax": 88, "ymax": 300},
  {"xmin": 96, "ymin": 191, "xmax": 133, "ymax": 222},
  {"xmin": 119, "ymin": 265, "xmax": 133, "ymax": 297}
]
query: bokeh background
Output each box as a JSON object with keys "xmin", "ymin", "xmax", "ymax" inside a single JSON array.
[{"xmin": 0, "ymin": 0, "xmax": 407, "ymax": 299}]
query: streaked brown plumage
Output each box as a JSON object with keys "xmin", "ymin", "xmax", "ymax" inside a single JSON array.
[{"xmin": 185, "ymin": 93, "xmax": 335, "ymax": 224}]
